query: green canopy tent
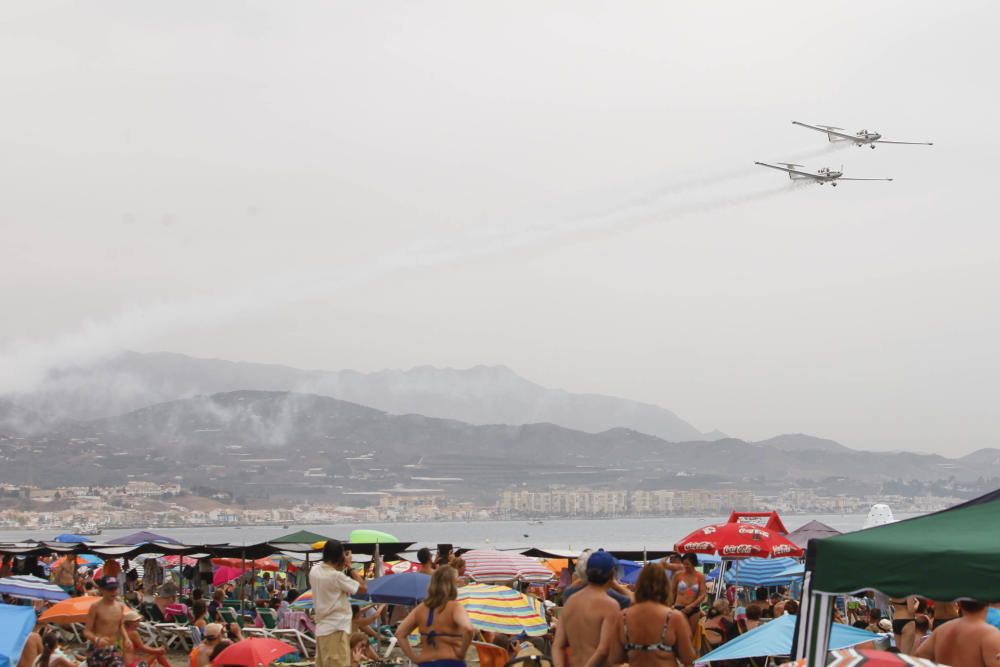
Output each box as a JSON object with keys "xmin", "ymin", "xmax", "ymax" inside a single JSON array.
[{"xmin": 793, "ymin": 489, "xmax": 1000, "ymax": 666}]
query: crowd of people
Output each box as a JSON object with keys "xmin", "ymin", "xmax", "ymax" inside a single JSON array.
[{"xmin": 6, "ymin": 542, "xmax": 1000, "ymax": 667}]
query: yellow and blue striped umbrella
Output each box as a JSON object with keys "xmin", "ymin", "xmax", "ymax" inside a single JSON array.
[{"xmin": 457, "ymin": 584, "xmax": 548, "ymax": 637}]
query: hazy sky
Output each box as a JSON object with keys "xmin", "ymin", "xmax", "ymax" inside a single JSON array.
[{"xmin": 1, "ymin": 1, "xmax": 997, "ymax": 455}]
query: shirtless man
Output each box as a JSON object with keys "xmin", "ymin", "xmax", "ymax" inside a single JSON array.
[
  {"xmin": 554, "ymin": 550, "xmax": 621, "ymax": 667},
  {"xmin": 52, "ymin": 556, "xmax": 77, "ymax": 595},
  {"xmin": 83, "ymin": 576, "xmax": 132, "ymax": 665},
  {"xmin": 915, "ymin": 600, "xmax": 1000, "ymax": 667}
]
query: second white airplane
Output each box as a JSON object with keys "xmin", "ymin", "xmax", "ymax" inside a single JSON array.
[
  {"xmin": 792, "ymin": 121, "xmax": 933, "ymax": 149},
  {"xmin": 755, "ymin": 161, "xmax": 893, "ymax": 186}
]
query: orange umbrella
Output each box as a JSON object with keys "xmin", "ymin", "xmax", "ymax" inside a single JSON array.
[
  {"xmin": 542, "ymin": 558, "xmax": 569, "ymax": 575},
  {"xmin": 51, "ymin": 555, "xmax": 89, "ymax": 568},
  {"xmin": 39, "ymin": 596, "xmax": 99, "ymax": 624}
]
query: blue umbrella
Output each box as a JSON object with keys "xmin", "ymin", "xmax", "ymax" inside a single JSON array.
[
  {"xmin": 0, "ymin": 603, "xmax": 36, "ymax": 667},
  {"xmin": 0, "ymin": 576, "xmax": 69, "ymax": 602},
  {"xmin": 617, "ymin": 560, "xmax": 643, "ymax": 585},
  {"xmin": 697, "ymin": 614, "xmax": 878, "ymax": 663},
  {"xmin": 52, "ymin": 534, "xmax": 93, "ymax": 543},
  {"xmin": 359, "ymin": 572, "xmax": 431, "ymax": 605}
]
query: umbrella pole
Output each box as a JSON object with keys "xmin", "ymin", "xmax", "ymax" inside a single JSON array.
[{"xmin": 240, "ymin": 547, "xmax": 246, "ymax": 616}]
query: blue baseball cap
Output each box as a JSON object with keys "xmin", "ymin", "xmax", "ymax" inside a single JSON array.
[{"xmin": 586, "ymin": 549, "xmax": 616, "ymax": 576}]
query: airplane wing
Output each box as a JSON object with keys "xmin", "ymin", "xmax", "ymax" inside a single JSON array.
[
  {"xmin": 874, "ymin": 139, "xmax": 934, "ymax": 146},
  {"xmin": 791, "ymin": 121, "xmax": 858, "ymax": 142},
  {"xmin": 754, "ymin": 161, "xmax": 817, "ymax": 179},
  {"xmin": 837, "ymin": 177, "xmax": 894, "ymax": 182}
]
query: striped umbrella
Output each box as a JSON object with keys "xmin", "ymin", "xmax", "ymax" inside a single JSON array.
[
  {"xmin": 458, "ymin": 584, "xmax": 548, "ymax": 637},
  {"xmin": 461, "ymin": 550, "xmax": 553, "ymax": 584},
  {"xmin": 781, "ymin": 648, "xmax": 945, "ymax": 666},
  {"xmin": 0, "ymin": 575, "xmax": 70, "ymax": 601},
  {"xmin": 706, "ymin": 557, "xmax": 802, "ymax": 587},
  {"xmin": 289, "ymin": 590, "xmax": 313, "ymax": 610}
]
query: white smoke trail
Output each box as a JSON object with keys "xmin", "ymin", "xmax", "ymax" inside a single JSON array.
[{"xmin": 0, "ymin": 181, "xmax": 801, "ymax": 395}]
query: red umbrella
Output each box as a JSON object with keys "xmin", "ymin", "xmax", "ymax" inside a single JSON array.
[
  {"xmin": 675, "ymin": 522, "xmax": 803, "ymax": 558},
  {"xmin": 211, "ymin": 638, "xmax": 295, "ymax": 667},
  {"xmin": 211, "ymin": 557, "xmax": 280, "ymax": 572}
]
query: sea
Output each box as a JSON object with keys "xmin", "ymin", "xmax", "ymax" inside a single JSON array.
[{"xmin": 0, "ymin": 512, "xmax": 917, "ymax": 551}]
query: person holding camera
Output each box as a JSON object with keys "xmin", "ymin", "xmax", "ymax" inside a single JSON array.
[{"xmin": 310, "ymin": 540, "xmax": 368, "ymax": 667}]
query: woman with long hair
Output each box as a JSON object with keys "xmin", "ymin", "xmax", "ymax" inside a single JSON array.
[
  {"xmin": 616, "ymin": 565, "xmax": 696, "ymax": 667},
  {"xmin": 395, "ymin": 567, "xmax": 475, "ymax": 667},
  {"xmin": 670, "ymin": 554, "xmax": 706, "ymax": 643},
  {"xmin": 36, "ymin": 633, "xmax": 77, "ymax": 667}
]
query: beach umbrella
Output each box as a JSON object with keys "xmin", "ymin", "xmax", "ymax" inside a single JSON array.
[
  {"xmin": 38, "ymin": 596, "xmax": 99, "ymax": 625},
  {"xmin": 212, "ymin": 557, "xmax": 280, "ymax": 572},
  {"xmin": 541, "ymin": 558, "xmax": 569, "ymax": 575},
  {"xmin": 0, "ymin": 575, "xmax": 70, "ymax": 602},
  {"xmin": 349, "ymin": 529, "xmax": 398, "ymax": 544},
  {"xmin": 786, "ymin": 520, "xmax": 842, "ymax": 548},
  {"xmin": 698, "ymin": 615, "xmax": 878, "ymax": 663},
  {"xmin": 289, "ymin": 590, "xmax": 313, "ymax": 610},
  {"xmin": 780, "ymin": 648, "xmax": 945, "ymax": 666},
  {"xmin": 52, "ymin": 534, "xmax": 94, "ymax": 543},
  {"xmin": 0, "ymin": 603, "xmax": 36, "ymax": 667},
  {"xmin": 359, "ymin": 572, "xmax": 430, "ymax": 605},
  {"xmin": 210, "ymin": 637, "xmax": 295, "ymax": 667},
  {"xmin": 675, "ymin": 522, "xmax": 803, "ymax": 559},
  {"xmin": 461, "ymin": 550, "xmax": 554, "ymax": 584},
  {"xmin": 388, "ymin": 560, "xmax": 420, "ymax": 574},
  {"xmin": 270, "ymin": 530, "xmax": 333, "ymax": 544},
  {"xmin": 51, "ymin": 555, "xmax": 100, "ymax": 569},
  {"xmin": 704, "ymin": 557, "xmax": 802, "ymax": 586},
  {"xmin": 109, "ymin": 531, "xmax": 182, "ymax": 546},
  {"xmin": 213, "ymin": 566, "xmax": 245, "ymax": 586},
  {"xmin": 457, "ymin": 584, "xmax": 548, "ymax": 637}
]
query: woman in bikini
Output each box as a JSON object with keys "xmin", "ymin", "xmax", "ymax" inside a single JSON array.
[
  {"xmin": 615, "ymin": 565, "xmax": 696, "ymax": 667},
  {"xmin": 396, "ymin": 567, "xmax": 475, "ymax": 667},
  {"xmin": 888, "ymin": 596, "xmax": 919, "ymax": 648},
  {"xmin": 671, "ymin": 554, "xmax": 707, "ymax": 643}
]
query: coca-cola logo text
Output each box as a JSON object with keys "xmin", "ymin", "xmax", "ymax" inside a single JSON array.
[{"xmin": 721, "ymin": 544, "xmax": 759, "ymax": 555}]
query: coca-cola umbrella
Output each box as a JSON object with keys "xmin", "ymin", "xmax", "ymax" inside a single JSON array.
[
  {"xmin": 675, "ymin": 522, "xmax": 803, "ymax": 559},
  {"xmin": 676, "ymin": 522, "xmax": 802, "ymax": 600}
]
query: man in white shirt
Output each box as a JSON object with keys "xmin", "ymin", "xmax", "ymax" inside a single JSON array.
[{"xmin": 309, "ymin": 539, "xmax": 367, "ymax": 667}]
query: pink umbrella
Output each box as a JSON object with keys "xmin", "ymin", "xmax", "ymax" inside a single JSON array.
[
  {"xmin": 461, "ymin": 550, "xmax": 554, "ymax": 584},
  {"xmin": 213, "ymin": 566, "xmax": 244, "ymax": 586}
]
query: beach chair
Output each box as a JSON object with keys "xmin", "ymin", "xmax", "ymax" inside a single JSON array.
[
  {"xmin": 254, "ymin": 608, "xmax": 316, "ymax": 657},
  {"xmin": 218, "ymin": 606, "xmax": 243, "ymax": 628},
  {"xmin": 473, "ymin": 641, "xmax": 509, "ymax": 667}
]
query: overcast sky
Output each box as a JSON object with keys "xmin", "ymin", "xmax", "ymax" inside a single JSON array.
[{"xmin": 1, "ymin": 1, "xmax": 997, "ymax": 455}]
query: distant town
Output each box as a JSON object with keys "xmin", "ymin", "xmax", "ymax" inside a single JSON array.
[{"xmin": 0, "ymin": 480, "xmax": 963, "ymax": 533}]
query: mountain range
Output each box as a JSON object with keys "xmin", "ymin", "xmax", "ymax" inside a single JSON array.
[
  {"xmin": 5, "ymin": 351, "xmax": 719, "ymax": 442},
  {"xmin": 2, "ymin": 352, "xmax": 998, "ymax": 496}
]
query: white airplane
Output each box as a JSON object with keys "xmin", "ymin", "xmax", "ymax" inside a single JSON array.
[
  {"xmin": 792, "ymin": 121, "xmax": 933, "ymax": 149},
  {"xmin": 754, "ymin": 161, "xmax": 892, "ymax": 186}
]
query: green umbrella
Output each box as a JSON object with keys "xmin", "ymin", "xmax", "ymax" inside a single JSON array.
[
  {"xmin": 349, "ymin": 529, "xmax": 398, "ymax": 544},
  {"xmin": 271, "ymin": 530, "xmax": 334, "ymax": 544}
]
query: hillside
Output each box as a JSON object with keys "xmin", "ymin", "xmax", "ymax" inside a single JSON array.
[
  {"xmin": 7, "ymin": 351, "xmax": 718, "ymax": 442},
  {"xmin": 3, "ymin": 390, "xmax": 996, "ymax": 494}
]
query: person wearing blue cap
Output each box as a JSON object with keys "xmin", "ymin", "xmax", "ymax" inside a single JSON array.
[
  {"xmin": 562, "ymin": 550, "xmax": 633, "ymax": 610},
  {"xmin": 553, "ymin": 550, "xmax": 622, "ymax": 667}
]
